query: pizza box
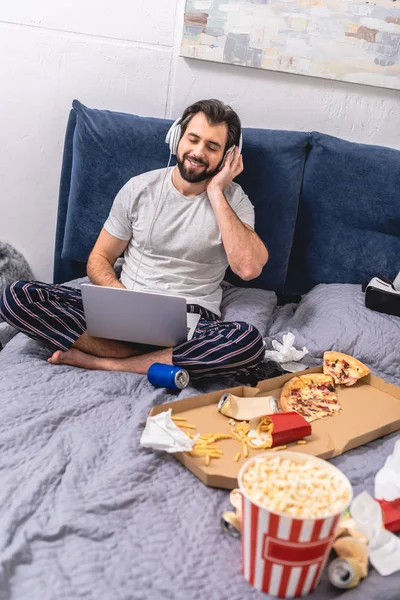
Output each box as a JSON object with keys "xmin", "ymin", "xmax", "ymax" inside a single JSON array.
[{"xmin": 149, "ymin": 367, "xmax": 400, "ymax": 490}]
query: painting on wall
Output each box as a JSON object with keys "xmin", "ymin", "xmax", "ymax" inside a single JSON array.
[{"xmin": 180, "ymin": 0, "xmax": 400, "ymax": 90}]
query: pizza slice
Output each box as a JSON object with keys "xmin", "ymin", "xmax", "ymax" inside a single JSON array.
[
  {"xmin": 299, "ymin": 373, "xmax": 335, "ymax": 390},
  {"xmin": 300, "ymin": 373, "xmax": 341, "ymax": 419},
  {"xmin": 323, "ymin": 351, "xmax": 370, "ymax": 386},
  {"xmin": 280, "ymin": 373, "xmax": 339, "ymax": 422}
]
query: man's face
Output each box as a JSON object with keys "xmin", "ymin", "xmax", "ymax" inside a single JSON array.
[{"xmin": 176, "ymin": 112, "xmax": 229, "ymax": 183}]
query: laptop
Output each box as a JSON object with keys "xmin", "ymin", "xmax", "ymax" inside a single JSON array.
[{"xmin": 81, "ymin": 284, "xmax": 200, "ymax": 347}]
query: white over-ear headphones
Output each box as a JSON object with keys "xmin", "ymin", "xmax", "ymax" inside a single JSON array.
[{"xmin": 165, "ymin": 116, "xmax": 243, "ymax": 164}]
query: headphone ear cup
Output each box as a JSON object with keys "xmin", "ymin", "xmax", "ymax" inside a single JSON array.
[
  {"xmin": 172, "ymin": 124, "xmax": 181, "ymax": 155},
  {"xmin": 218, "ymin": 146, "xmax": 233, "ymax": 172},
  {"xmin": 238, "ymin": 132, "xmax": 243, "ymax": 155},
  {"xmin": 218, "ymin": 151, "xmax": 227, "ymax": 173},
  {"xmin": 165, "ymin": 118, "xmax": 182, "ymax": 155}
]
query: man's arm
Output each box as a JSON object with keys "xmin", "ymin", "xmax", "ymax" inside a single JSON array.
[
  {"xmin": 87, "ymin": 228, "xmax": 130, "ymax": 288},
  {"xmin": 207, "ymin": 148, "xmax": 268, "ymax": 281}
]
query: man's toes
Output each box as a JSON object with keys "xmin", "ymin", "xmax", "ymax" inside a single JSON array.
[{"xmin": 48, "ymin": 350, "xmax": 64, "ymax": 364}]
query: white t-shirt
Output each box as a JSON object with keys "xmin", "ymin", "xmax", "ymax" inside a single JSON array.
[{"xmin": 104, "ymin": 167, "xmax": 255, "ymax": 316}]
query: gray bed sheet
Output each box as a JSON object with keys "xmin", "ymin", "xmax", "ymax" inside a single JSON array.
[{"xmin": 0, "ymin": 282, "xmax": 399, "ymax": 600}]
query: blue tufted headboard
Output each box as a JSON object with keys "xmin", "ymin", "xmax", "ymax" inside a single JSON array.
[
  {"xmin": 284, "ymin": 132, "xmax": 400, "ymax": 294},
  {"xmin": 54, "ymin": 101, "xmax": 400, "ymax": 294},
  {"xmin": 53, "ymin": 100, "xmax": 309, "ymax": 291}
]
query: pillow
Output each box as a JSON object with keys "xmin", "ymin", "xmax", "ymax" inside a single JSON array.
[
  {"xmin": 220, "ymin": 282, "xmax": 277, "ymax": 337},
  {"xmin": 0, "ymin": 322, "xmax": 18, "ymax": 350},
  {"xmin": 62, "ymin": 100, "xmax": 174, "ymax": 264},
  {"xmin": 269, "ymin": 283, "xmax": 400, "ymax": 383},
  {"xmin": 227, "ymin": 128, "xmax": 310, "ymax": 292},
  {"xmin": 285, "ymin": 132, "xmax": 400, "ymax": 294}
]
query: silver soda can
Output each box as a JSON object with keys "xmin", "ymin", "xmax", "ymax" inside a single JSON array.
[
  {"xmin": 328, "ymin": 558, "xmax": 360, "ymax": 589},
  {"xmin": 147, "ymin": 363, "xmax": 190, "ymax": 390}
]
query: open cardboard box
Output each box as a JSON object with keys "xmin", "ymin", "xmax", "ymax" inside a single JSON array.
[{"xmin": 149, "ymin": 367, "xmax": 400, "ymax": 490}]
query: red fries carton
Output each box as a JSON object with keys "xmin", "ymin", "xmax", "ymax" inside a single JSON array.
[{"xmin": 269, "ymin": 412, "xmax": 312, "ymax": 447}]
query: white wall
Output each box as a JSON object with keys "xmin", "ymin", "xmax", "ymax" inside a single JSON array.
[{"xmin": 1, "ymin": 0, "xmax": 399, "ymax": 282}]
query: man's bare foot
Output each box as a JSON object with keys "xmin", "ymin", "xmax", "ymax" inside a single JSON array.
[
  {"xmin": 48, "ymin": 348, "xmax": 103, "ymax": 370},
  {"xmin": 47, "ymin": 346, "xmax": 174, "ymax": 374}
]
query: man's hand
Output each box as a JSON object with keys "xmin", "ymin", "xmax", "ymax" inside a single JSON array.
[{"xmin": 207, "ymin": 146, "xmax": 243, "ymax": 197}]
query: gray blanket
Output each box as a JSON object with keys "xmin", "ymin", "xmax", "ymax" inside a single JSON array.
[
  {"xmin": 0, "ymin": 283, "xmax": 399, "ymax": 600},
  {"xmin": 269, "ymin": 284, "xmax": 400, "ymax": 384}
]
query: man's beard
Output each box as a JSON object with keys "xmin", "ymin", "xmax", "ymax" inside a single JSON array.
[{"xmin": 176, "ymin": 152, "xmax": 222, "ymax": 183}]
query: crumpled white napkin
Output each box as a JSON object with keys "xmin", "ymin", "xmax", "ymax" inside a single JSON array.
[
  {"xmin": 351, "ymin": 491, "xmax": 400, "ymax": 576},
  {"xmin": 264, "ymin": 332, "xmax": 309, "ymax": 372},
  {"xmin": 375, "ymin": 440, "xmax": 400, "ymax": 501},
  {"xmin": 140, "ymin": 409, "xmax": 197, "ymax": 453}
]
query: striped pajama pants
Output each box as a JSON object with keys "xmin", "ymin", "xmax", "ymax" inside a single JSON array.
[{"xmin": 0, "ymin": 281, "xmax": 265, "ymax": 380}]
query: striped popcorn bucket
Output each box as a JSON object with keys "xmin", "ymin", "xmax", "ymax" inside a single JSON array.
[{"xmin": 238, "ymin": 452, "xmax": 353, "ymax": 598}]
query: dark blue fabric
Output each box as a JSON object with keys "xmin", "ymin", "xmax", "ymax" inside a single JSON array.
[
  {"xmin": 1, "ymin": 281, "xmax": 263, "ymax": 381},
  {"xmin": 226, "ymin": 128, "xmax": 309, "ymax": 292},
  {"xmin": 54, "ymin": 100, "xmax": 308, "ymax": 291},
  {"xmin": 60, "ymin": 100, "xmax": 175, "ymax": 265},
  {"xmin": 285, "ymin": 132, "xmax": 400, "ymax": 294},
  {"xmin": 53, "ymin": 108, "xmax": 87, "ymax": 283},
  {"xmin": 0, "ymin": 281, "xmax": 85, "ymax": 351}
]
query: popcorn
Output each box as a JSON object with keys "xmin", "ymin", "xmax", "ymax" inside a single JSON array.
[{"xmin": 242, "ymin": 456, "xmax": 351, "ymax": 519}]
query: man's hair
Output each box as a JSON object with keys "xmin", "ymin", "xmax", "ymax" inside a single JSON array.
[{"xmin": 180, "ymin": 99, "xmax": 241, "ymax": 152}]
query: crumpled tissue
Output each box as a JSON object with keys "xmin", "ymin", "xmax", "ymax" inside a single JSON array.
[
  {"xmin": 351, "ymin": 491, "xmax": 400, "ymax": 576},
  {"xmin": 140, "ymin": 409, "xmax": 198, "ymax": 453},
  {"xmin": 375, "ymin": 440, "xmax": 400, "ymax": 502},
  {"xmin": 264, "ymin": 332, "xmax": 309, "ymax": 373}
]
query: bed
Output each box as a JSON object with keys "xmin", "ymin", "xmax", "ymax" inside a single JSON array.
[{"xmin": 0, "ymin": 100, "xmax": 399, "ymax": 599}]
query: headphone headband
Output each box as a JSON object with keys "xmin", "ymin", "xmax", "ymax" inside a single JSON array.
[{"xmin": 165, "ymin": 116, "xmax": 243, "ymax": 156}]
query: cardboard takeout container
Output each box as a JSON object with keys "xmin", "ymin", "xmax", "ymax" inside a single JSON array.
[{"xmin": 149, "ymin": 367, "xmax": 400, "ymax": 489}]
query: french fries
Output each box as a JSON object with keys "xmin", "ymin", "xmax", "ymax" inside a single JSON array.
[
  {"xmin": 232, "ymin": 417, "xmax": 274, "ymax": 451},
  {"xmin": 176, "ymin": 413, "xmax": 289, "ymax": 467},
  {"xmin": 188, "ymin": 432, "xmax": 232, "ymax": 465}
]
